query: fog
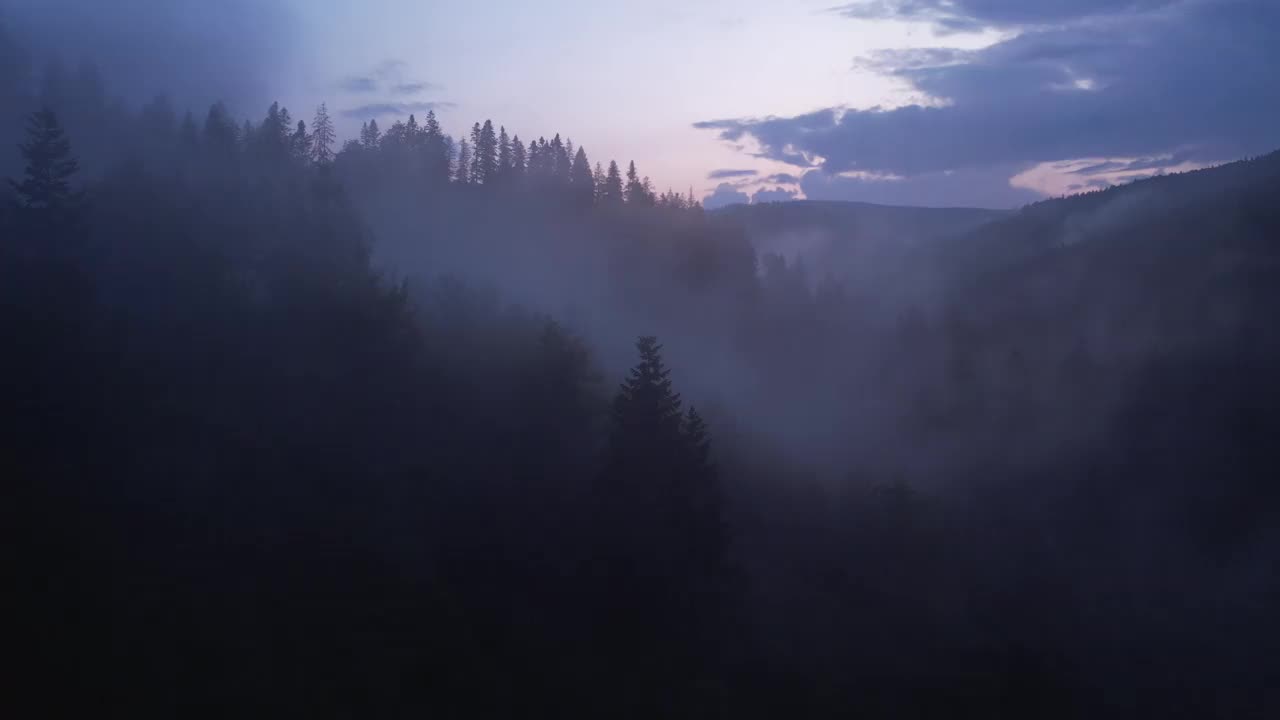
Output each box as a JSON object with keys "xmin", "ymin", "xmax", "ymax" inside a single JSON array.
[{"xmin": 5, "ymin": 3, "xmax": 1280, "ymax": 717}]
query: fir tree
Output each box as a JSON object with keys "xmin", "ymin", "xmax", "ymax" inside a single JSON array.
[
  {"xmin": 602, "ymin": 160, "xmax": 625, "ymax": 206},
  {"xmin": 10, "ymin": 108, "xmax": 81, "ymax": 214},
  {"xmin": 497, "ymin": 125, "xmax": 511, "ymax": 183},
  {"xmin": 475, "ymin": 119, "xmax": 498, "ymax": 185},
  {"xmin": 290, "ymin": 119, "xmax": 311, "ymax": 163},
  {"xmin": 609, "ymin": 336, "xmax": 685, "ymax": 463},
  {"xmin": 469, "ymin": 122, "xmax": 483, "ymax": 182},
  {"xmin": 510, "ymin": 135, "xmax": 527, "ymax": 181},
  {"xmin": 310, "ymin": 103, "xmax": 336, "ymax": 164},
  {"xmin": 602, "ymin": 337, "xmax": 722, "ymax": 572},
  {"xmin": 570, "ymin": 146, "xmax": 595, "ymax": 207},
  {"xmin": 551, "ymin": 134, "xmax": 571, "ymax": 184},
  {"xmin": 361, "ymin": 118, "xmax": 381, "ymax": 149},
  {"xmin": 405, "ymin": 114, "xmax": 420, "ymax": 147},
  {"xmin": 203, "ymin": 101, "xmax": 239, "ymax": 156},
  {"xmin": 593, "ymin": 162, "xmax": 606, "ymax": 201},
  {"xmin": 423, "ymin": 110, "xmax": 450, "ymax": 183},
  {"xmin": 455, "ymin": 138, "xmax": 472, "ymax": 184},
  {"xmin": 625, "ymin": 160, "xmax": 648, "ymax": 205}
]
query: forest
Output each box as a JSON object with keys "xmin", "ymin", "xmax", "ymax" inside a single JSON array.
[{"xmin": 4, "ymin": 14, "xmax": 1280, "ymax": 719}]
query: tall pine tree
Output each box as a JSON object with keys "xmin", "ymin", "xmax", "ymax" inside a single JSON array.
[
  {"xmin": 570, "ymin": 146, "xmax": 595, "ymax": 207},
  {"xmin": 310, "ymin": 103, "xmax": 336, "ymax": 164},
  {"xmin": 601, "ymin": 160, "xmax": 625, "ymax": 206},
  {"xmin": 455, "ymin": 138, "xmax": 472, "ymax": 184},
  {"xmin": 11, "ymin": 108, "xmax": 81, "ymax": 217}
]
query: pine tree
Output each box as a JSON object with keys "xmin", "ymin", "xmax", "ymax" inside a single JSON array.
[
  {"xmin": 640, "ymin": 176, "xmax": 656, "ymax": 207},
  {"xmin": 625, "ymin": 160, "xmax": 647, "ymax": 205},
  {"xmin": 510, "ymin": 135, "xmax": 526, "ymax": 181},
  {"xmin": 257, "ymin": 102, "xmax": 291, "ymax": 162},
  {"xmin": 405, "ymin": 114, "xmax": 420, "ymax": 147},
  {"xmin": 551, "ymin": 134, "xmax": 571, "ymax": 184},
  {"xmin": 10, "ymin": 108, "xmax": 80, "ymax": 214},
  {"xmin": 423, "ymin": 110, "xmax": 450, "ymax": 183},
  {"xmin": 290, "ymin": 119, "xmax": 311, "ymax": 163},
  {"xmin": 497, "ymin": 126, "xmax": 511, "ymax": 183},
  {"xmin": 528, "ymin": 138, "xmax": 545, "ymax": 180},
  {"xmin": 361, "ymin": 118, "xmax": 381, "ymax": 149},
  {"xmin": 609, "ymin": 336, "xmax": 685, "ymax": 460},
  {"xmin": 203, "ymin": 101, "xmax": 239, "ymax": 156},
  {"xmin": 593, "ymin": 162, "xmax": 606, "ymax": 201},
  {"xmin": 570, "ymin": 146, "xmax": 595, "ymax": 207},
  {"xmin": 455, "ymin": 138, "xmax": 472, "ymax": 184},
  {"xmin": 682, "ymin": 406, "xmax": 713, "ymax": 479},
  {"xmin": 310, "ymin": 103, "xmax": 336, "ymax": 164},
  {"xmin": 602, "ymin": 337, "xmax": 722, "ymax": 570},
  {"xmin": 468, "ymin": 122, "xmax": 483, "ymax": 182},
  {"xmin": 602, "ymin": 160, "xmax": 625, "ymax": 206},
  {"xmin": 475, "ymin": 119, "xmax": 498, "ymax": 185}
]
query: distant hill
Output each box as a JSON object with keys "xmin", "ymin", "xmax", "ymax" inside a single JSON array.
[
  {"xmin": 710, "ymin": 200, "xmax": 1011, "ymax": 308},
  {"xmin": 712, "ymin": 200, "xmax": 1008, "ymax": 257},
  {"xmin": 940, "ymin": 150, "xmax": 1280, "ymax": 281},
  {"xmin": 712, "ymin": 200, "xmax": 1010, "ymax": 244},
  {"xmin": 933, "ymin": 150, "xmax": 1280, "ymax": 405}
]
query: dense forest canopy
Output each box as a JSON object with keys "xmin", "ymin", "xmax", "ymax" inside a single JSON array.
[{"xmin": 4, "ymin": 12, "xmax": 1280, "ymax": 719}]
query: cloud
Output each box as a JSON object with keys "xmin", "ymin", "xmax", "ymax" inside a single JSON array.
[
  {"xmin": 340, "ymin": 76, "xmax": 378, "ymax": 93},
  {"xmin": 392, "ymin": 81, "xmax": 435, "ymax": 95},
  {"xmin": 337, "ymin": 59, "xmax": 436, "ymax": 97},
  {"xmin": 702, "ymin": 183, "xmax": 751, "ymax": 209},
  {"xmin": 801, "ymin": 167, "xmax": 1039, "ymax": 208},
  {"xmin": 830, "ymin": 0, "xmax": 1181, "ymax": 32},
  {"xmin": 699, "ymin": 0, "xmax": 1280, "ymax": 204},
  {"xmin": 708, "ymin": 168, "xmax": 758, "ymax": 179},
  {"xmin": 763, "ymin": 173, "xmax": 801, "ymax": 184},
  {"xmin": 751, "ymin": 187, "xmax": 798, "ymax": 204},
  {"xmin": 341, "ymin": 101, "xmax": 455, "ymax": 119},
  {"xmin": 853, "ymin": 47, "xmax": 977, "ymax": 74}
]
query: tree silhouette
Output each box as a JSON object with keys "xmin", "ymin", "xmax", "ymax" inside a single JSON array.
[
  {"xmin": 290, "ymin": 119, "xmax": 311, "ymax": 163},
  {"xmin": 602, "ymin": 160, "xmax": 625, "ymax": 206},
  {"xmin": 625, "ymin": 160, "xmax": 653, "ymax": 206},
  {"xmin": 510, "ymin": 134, "xmax": 526, "ymax": 182},
  {"xmin": 497, "ymin": 125, "xmax": 512, "ymax": 183},
  {"xmin": 360, "ymin": 118, "xmax": 381, "ymax": 149},
  {"xmin": 571, "ymin": 146, "xmax": 594, "ymax": 207},
  {"xmin": 11, "ymin": 108, "xmax": 80, "ymax": 216},
  {"xmin": 455, "ymin": 138, "xmax": 472, "ymax": 184},
  {"xmin": 310, "ymin": 103, "xmax": 336, "ymax": 164}
]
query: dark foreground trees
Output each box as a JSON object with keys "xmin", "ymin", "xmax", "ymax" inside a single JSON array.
[{"xmin": 4, "ymin": 47, "xmax": 1280, "ymax": 718}]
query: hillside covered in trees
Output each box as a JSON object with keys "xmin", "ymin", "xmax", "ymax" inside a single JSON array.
[{"xmin": 5, "ymin": 21, "xmax": 1280, "ymax": 719}]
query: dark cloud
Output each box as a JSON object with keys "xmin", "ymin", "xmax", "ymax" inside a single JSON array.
[
  {"xmin": 392, "ymin": 82, "xmax": 435, "ymax": 96},
  {"xmin": 698, "ymin": 0, "xmax": 1280, "ymax": 204},
  {"xmin": 763, "ymin": 173, "xmax": 801, "ymax": 184},
  {"xmin": 708, "ymin": 168, "xmax": 758, "ymax": 179},
  {"xmin": 702, "ymin": 183, "xmax": 751, "ymax": 209},
  {"xmin": 751, "ymin": 187, "xmax": 798, "ymax": 204},
  {"xmin": 340, "ymin": 76, "xmax": 378, "ymax": 93},
  {"xmin": 338, "ymin": 60, "xmax": 435, "ymax": 97},
  {"xmin": 831, "ymin": 0, "xmax": 1180, "ymax": 31},
  {"xmin": 3, "ymin": 0, "xmax": 296, "ymax": 113},
  {"xmin": 341, "ymin": 101, "xmax": 455, "ymax": 119}
]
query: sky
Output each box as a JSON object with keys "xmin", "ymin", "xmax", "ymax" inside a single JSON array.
[{"xmin": 5, "ymin": 0, "xmax": 1279, "ymax": 209}]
